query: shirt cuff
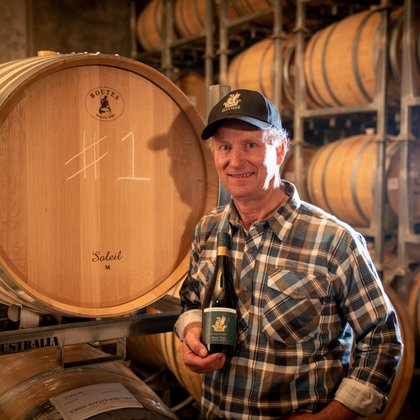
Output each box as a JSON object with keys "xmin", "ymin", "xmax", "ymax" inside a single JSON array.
[
  {"xmin": 173, "ymin": 309, "xmax": 202, "ymax": 341},
  {"xmin": 334, "ymin": 378, "xmax": 386, "ymax": 417}
]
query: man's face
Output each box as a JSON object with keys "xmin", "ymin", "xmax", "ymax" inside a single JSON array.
[{"xmin": 212, "ymin": 120, "xmax": 282, "ymax": 203}]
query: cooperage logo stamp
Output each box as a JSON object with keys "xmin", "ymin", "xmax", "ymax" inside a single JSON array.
[{"xmin": 85, "ymin": 87, "xmax": 125, "ymax": 121}]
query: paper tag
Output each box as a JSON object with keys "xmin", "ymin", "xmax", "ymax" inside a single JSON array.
[
  {"xmin": 50, "ymin": 383, "xmax": 143, "ymax": 420},
  {"xmin": 387, "ymin": 177, "xmax": 399, "ymax": 191}
]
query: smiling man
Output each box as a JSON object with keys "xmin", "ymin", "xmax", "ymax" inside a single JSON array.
[{"xmin": 174, "ymin": 89, "xmax": 403, "ymax": 420}]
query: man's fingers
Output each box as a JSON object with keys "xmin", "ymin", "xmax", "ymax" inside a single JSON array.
[
  {"xmin": 182, "ymin": 325, "xmax": 227, "ymax": 373},
  {"xmin": 184, "ymin": 328, "xmax": 207, "ymax": 357},
  {"xmin": 190, "ymin": 341, "xmax": 207, "ymax": 358},
  {"xmin": 186, "ymin": 351, "xmax": 227, "ymax": 374}
]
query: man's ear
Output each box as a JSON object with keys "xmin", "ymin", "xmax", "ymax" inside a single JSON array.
[{"xmin": 277, "ymin": 145, "xmax": 286, "ymax": 165}]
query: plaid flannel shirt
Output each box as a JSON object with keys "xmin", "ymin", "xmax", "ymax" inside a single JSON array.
[{"xmin": 175, "ymin": 181, "xmax": 403, "ymax": 419}]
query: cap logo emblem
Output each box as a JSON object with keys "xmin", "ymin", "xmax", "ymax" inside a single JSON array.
[{"xmin": 222, "ymin": 93, "xmax": 241, "ymax": 112}]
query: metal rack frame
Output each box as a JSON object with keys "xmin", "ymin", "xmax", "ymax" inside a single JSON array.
[
  {"xmin": 133, "ymin": 0, "xmax": 216, "ymax": 117},
  {"xmin": 216, "ymin": 0, "xmax": 420, "ymax": 292},
  {"xmin": 0, "ymin": 295, "xmax": 181, "ymax": 367},
  {"xmin": 216, "ymin": 0, "xmax": 397, "ymax": 275},
  {"xmin": 396, "ymin": 0, "xmax": 420, "ymax": 303},
  {"xmin": 218, "ymin": 0, "xmax": 286, "ymax": 112},
  {"xmin": 293, "ymin": 0, "xmax": 394, "ymax": 276}
]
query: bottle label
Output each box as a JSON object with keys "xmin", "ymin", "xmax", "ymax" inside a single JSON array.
[
  {"xmin": 202, "ymin": 308, "xmax": 237, "ymax": 346},
  {"xmin": 217, "ymin": 246, "xmax": 229, "ymax": 257}
]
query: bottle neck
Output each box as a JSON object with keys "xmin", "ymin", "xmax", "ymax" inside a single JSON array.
[{"xmin": 217, "ymin": 245, "xmax": 229, "ymax": 258}]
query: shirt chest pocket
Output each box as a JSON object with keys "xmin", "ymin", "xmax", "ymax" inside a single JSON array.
[
  {"xmin": 262, "ymin": 270, "xmax": 328, "ymax": 345},
  {"xmin": 196, "ymin": 259, "xmax": 215, "ymax": 304}
]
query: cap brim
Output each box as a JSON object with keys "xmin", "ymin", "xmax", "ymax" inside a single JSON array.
[{"xmin": 201, "ymin": 115, "xmax": 272, "ymax": 140}]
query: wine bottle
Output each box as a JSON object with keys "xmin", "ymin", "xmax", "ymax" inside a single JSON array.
[{"xmin": 202, "ymin": 231, "xmax": 237, "ymax": 357}]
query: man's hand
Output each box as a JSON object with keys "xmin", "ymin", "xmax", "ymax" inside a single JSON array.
[
  {"xmin": 283, "ymin": 401, "xmax": 358, "ymax": 420},
  {"xmin": 182, "ymin": 322, "xmax": 226, "ymax": 374}
]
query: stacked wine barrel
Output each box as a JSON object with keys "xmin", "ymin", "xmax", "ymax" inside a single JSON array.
[
  {"xmin": 136, "ymin": 0, "xmax": 239, "ymax": 51},
  {"xmin": 173, "ymin": 70, "xmax": 206, "ymax": 119},
  {"xmin": 127, "ymin": 278, "xmax": 203, "ymax": 402},
  {"xmin": 305, "ymin": 134, "xmax": 420, "ymax": 228},
  {"xmin": 0, "ymin": 344, "xmax": 178, "ymax": 419},
  {"xmin": 227, "ymin": 7, "xmax": 420, "ymax": 109}
]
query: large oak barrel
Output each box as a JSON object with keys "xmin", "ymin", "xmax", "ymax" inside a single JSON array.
[
  {"xmin": 136, "ymin": 0, "xmax": 165, "ymax": 51},
  {"xmin": 389, "ymin": 6, "xmax": 420, "ymax": 96},
  {"xmin": 139, "ymin": 0, "xmax": 238, "ymax": 50},
  {"xmin": 230, "ymin": 0, "xmax": 322, "ymax": 30},
  {"xmin": 306, "ymin": 134, "xmax": 420, "ymax": 228},
  {"xmin": 227, "ymin": 38, "xmax": 274, "ymax": 100},
  {"xmin": 356, "ymin": 284, "xmax": 415, "ymax": 420},
  {"xmin": 304, "ymin": 9, "xmax": 404, "ymax": 108},
  {"xmin": 127, "ymin": 331, "xmax": 167, "ymax": 369},
  {"xmin": 227, "ymin": 37, "xmax": 320, "ymax": 111},
  {"xmin": 127, "ymin": 278, "xmax": 203, "ymax": 402},
  {"xmin": 231, "ymin": 0, "xmax": 274, "ymax": 25},
  {"xmin": 228, "ymin": 36, "xmax": 320, "ymax": 110},
  {"xmin": 386, "ymin": 140, "xmax": 420, "ymax": 224},
  {"xmin": 174, "ymin": 0, "xmax": 239, "ymax": 38},
  {"xmin": 0, "ymin": 344, "xmax": 177, "ymax": 420},
  {"xmin": 173, "ymin": 71, "xmax": 206, "ymax": 119},
  {"xmin": 407, "ymin": 268, "xmax": 420, "ymax": 348},
  {"xmin": 0, "ymin": 53, "xmax": 217, "ymax": 317},
  {"xmin": 174, "ymin": 0, "xmax": 207, "ymax": 38},
  {"xmin": 281, "ymin": 143, "xmax": 320, "ymax": 202},
  {"xmin": 230, "ymin": 0, "xmax": 295, "ymax": 27}
]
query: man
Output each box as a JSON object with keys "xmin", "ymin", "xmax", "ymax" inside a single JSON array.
[{"xmin": 174, "ymin": 89, "xmax": 403, "ymax": 419}]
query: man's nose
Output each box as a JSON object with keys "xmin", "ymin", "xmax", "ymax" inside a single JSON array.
[{"xmin": 229, "ymin": 149, "xmax": 245, "ymax": 166}]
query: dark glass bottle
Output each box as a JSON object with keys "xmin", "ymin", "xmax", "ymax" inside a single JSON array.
[{"xmin": 202, "ymin": 232, "xmax": 237, "ymax": 357}]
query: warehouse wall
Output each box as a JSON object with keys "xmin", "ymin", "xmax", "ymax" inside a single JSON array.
[
  {"xmin": 0, "ymin": 0, "xmax": 28, "ymax": 63},
  {"xmin": 0, "ymin": 0, "xmax": 133, "ymax": 65}
]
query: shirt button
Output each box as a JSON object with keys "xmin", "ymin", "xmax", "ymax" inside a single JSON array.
[
  {"xmin": 243, "ymin": 286, "xmax": 248, "ymax": 292},
  {"xmin": 293, "ymin": 289, "xmax": 300, "ymax": 295},
  {"xmin": 246, "ymin": 248, "xmax": 253, "ymax": 254}
]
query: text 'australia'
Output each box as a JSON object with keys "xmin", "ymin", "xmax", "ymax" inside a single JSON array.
[{"xmin": 1, "ymin": 336, "xmax": 59, "ymax": 354}]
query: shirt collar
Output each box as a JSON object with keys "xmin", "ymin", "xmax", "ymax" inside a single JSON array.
[{"xmin": 226, "ymin": 181, "xmax": 302, "ymax": 244}]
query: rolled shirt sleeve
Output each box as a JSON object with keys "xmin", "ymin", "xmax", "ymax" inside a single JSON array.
[
  {"xmin": 332, "ymin": 232, "xmax": 403, "ymax": 416},
  {"xmin": 174, "ymin": 309, "xmax": 202, "ymax": 341},
  {"xmin": 335, "ymin": 378, "xmax": 386, "ymax": 416}
]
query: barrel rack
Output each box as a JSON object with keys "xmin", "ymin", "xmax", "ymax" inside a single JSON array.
[
  {"xmin": 0, "ymin": 295, "xmax": 180, "ymax": 368},
  {"xmin": 396, "ymin": 0, "xmax": 420, "ymax": 305},
  {"xmin": 136, "ymin": 0, "xmax": 414, "ymax": 277},
  {"xmin": 135, "ymin": 0, "xmax": 216, "ymax": 117},
  {"xmin": 220, "ymin": 0, "xmax": 393, "ymax": 275},
  {"xmin": 292, "ymin": 0, "xmax": 394, "ymax": 279},
  {"xmin": 131, "ymin": 0, "xmax": 420, "ymax": 281},
  {"xmin": 0, "ymin": 0, "xmax": 418, "ymax": 374}
]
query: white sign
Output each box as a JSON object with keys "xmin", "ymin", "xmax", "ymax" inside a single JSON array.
[
  {"xmin": 387, "ymin": 177, "xmax": 399, "ymax": 191},
  {"xmin": 50, "ymin": 382, "xmax": 143, "ymax": 420}
]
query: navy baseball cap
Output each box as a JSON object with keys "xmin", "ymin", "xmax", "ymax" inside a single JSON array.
[{"xmin": 201, "ymin": 89, "xmax": 282, "ymax": 140}]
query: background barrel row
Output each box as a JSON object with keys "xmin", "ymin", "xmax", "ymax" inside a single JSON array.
[
  {"xmin": 137, "ymin": 1, "xmax": 420, "ymax": 109},
  {"xmin": 276, "ymin": 134, "xmax": 420, "ymax": 229},
  {"xmin": 228, "ymin": 6, "xmax": 420, "ymax": 108},
  {"xmin": 304, "ymin": 134, "xmax": 420, "ymax": 228}
]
